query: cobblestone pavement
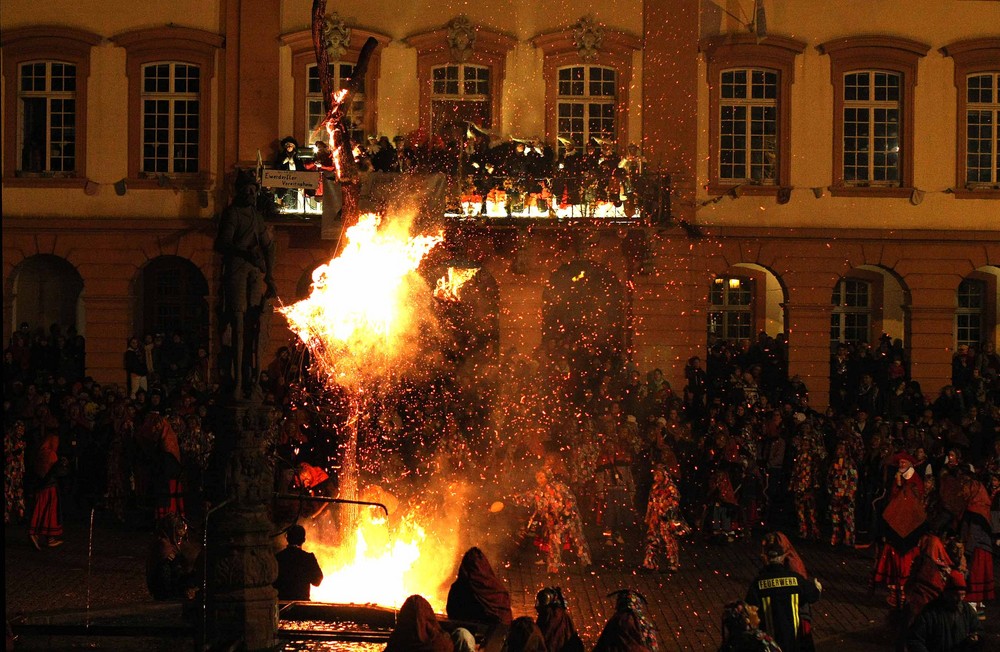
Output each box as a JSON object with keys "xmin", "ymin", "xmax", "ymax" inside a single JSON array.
[{"xmin": 6, "ymin": 517, "xmax": 997, "ymax": 650}]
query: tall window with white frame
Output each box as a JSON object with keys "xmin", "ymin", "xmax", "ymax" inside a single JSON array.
[
  {"xmin": 831, "ymin": 278, "xmax": 872, "ymax": 347},
  {"xmin": 719, "ymin": 68, "xmax": 778, "ymax": 184},
  {"xmin": 966, "ymin": 72, "xmax": 1000, "ymax": 188},
  {"xmin": 843, "ymin": 71, "xmax": 901, "ymax": 186},
  {"xmin": 956, "ymin": 278, "xmax": 985, "ymax": 349},
  {"xmin": 431, "ymin": 64, "xmax": 490, "ymax": 138},
  {"xmin": 306, "ymin": 63, "xmax": 365, "ymax": 145},
  {"xmin": 708, "ymin": 277, "xmax": 754, "ymax": 342},
  {"xmin": 18, "ymin": 61, "xmax": 77, "ymax": 174},
  {"xmin": 141, "ymin": 62, "xmax": 200, "ymax": 175},
  {"xmin": 556, "ymin": 65, "xmax": 616, "ymax": 153}
]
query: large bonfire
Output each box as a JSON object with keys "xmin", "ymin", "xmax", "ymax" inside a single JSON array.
[{"xmin": 278, "ymin": 212, "xmax": 478, "ymax": 609}]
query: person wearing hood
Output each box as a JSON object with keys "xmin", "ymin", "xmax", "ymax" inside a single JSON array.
[
  {"xmin": 446, "ymin": 547, "xmax": 513, "ymax": 626},
  {"xmin": 906, "ymin": 571, "xmax": 983, "ymax": 652},
  {"xmin": 593, "ymin": 590, "xmax": 659, "ymax": 652},
  {"xmin": 386, "ymin": 595, "xmax": 454, "ymax": 652},
  {"xmin": 534, "ymin": 587, "xmax": 583, "ymax": 652}
]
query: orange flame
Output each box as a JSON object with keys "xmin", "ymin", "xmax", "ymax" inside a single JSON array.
[
  {"xmin": 278, "ymin": 212, "xmax": 442, "ymax": 387},
  {"xmin": 434, "ymin": 267, "xmax": 479, "ymax": 302}
]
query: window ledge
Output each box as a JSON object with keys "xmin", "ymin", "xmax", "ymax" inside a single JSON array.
[
  {"xmin": 706, "ymin": 183, "xmax": 779, "ymax": 197},
  {"xmin": 953, "ymin": 187, "xmax": 1000, "ymax": 200},
  {"xmin": 127, "ymin": 174, "xmax": 213, "ymax": 191},
  {"xmin": 2, "ymin": 176, "xmax": 87, "ymax": 189},
  {"xmin": 828, "ymin": 185, "xmax": 912, "ymax": 198}
]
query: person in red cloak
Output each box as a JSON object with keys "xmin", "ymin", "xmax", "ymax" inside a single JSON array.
[
  {"xmin": 28, "ymin": 432, "xmax": 63, "ymax": 549},
  {"xmin": 446, "ymin": 547, "xmax": 513, "ymax": 626},
  {"xmin": 958, "ymin": 468, "xmax": 994, "ymax": 616},
  {"xmin": 386, "ymin": 595, "xmax": 454, "ymax": 652},
  {"xmin": 593, "ymin": 590, "xmax": 659, "ymax": 652},
  {"xmin": 873, "ymin": 452, "xmax": 926, "ymax": 607}
]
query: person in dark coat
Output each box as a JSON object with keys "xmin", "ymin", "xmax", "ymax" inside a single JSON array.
[
  {"xmin": 534, "ymin": 587, "xmax": 584, "ymax": 652},
  {"xmin": 906, "ymin": 571, "xmax": 984, "ymax": 652},
  {"xmin": 593, "ymin": 590, "xmax": 659, "ymax": 652},
  {"xmin": 274, "ymin": 524, "xmax": 323, "ymax": 601},
  {"xmin": 386, "ymin": 594, "xmax": 454, "ymax": 652},
  {"xmin": 446, "ymin": 546, "xmax": 513, "ymax": 626},
  {"xmin": 745, "ymin": 543, "xmax": 822, "ymax": 652}
]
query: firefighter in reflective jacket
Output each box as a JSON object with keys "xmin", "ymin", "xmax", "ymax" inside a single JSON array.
[{"xmin": 745, "ymin": 542, "xmax": 822, "ymax": 652}]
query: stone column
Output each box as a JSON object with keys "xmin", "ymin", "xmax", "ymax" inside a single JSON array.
[
  {"xmin": 204, "ymin": 401, "xmax": 278, "ymax": 651},
  {"xmin": 785, "ymin": 301, "xmax": 835, "ymax": 410},
  {"xmin": 907, "ymin": 304, "xmax": 954, "ymax": 395}
]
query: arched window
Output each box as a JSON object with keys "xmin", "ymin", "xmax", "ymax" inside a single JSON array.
[
  {"xmin": 956, "ymin": 278, "xmax": 986, "ymax": 348},
  {"xmin": 533, "ymin": 24, "xmax": 640, "ymax": 148},
  {"xmin": 140, "ymin": 62, "xmax": 201, "ymax": 174},
  {"xmin": 306, "ymin": 62, "xmax": 365, "ymax": 145},
  {"xmin": 700, "ymin": 34, "xmax": 804, "ymax": 194},
  {"xmin": 431, "ymin": 63, "xmax": 491, "ymax": 137},
  {"xmin": 819, "ymin": 36, "xmax": 930, "ymax": 197},
  {"xmin": 831, "ymin": 278, "xmax": 872, "ymax": 346},
  {"xmin": 2, "ymin": 26, "xmax": 101, "ymax": 187},
  {"xmin": 138, "ymin": 256, "xmax": 209, "ymax": 347},
  {"xmin": 941, "ymin": 38, "xmax": 1000, "ymax": 197},
  {"xmin": 408, "ymin": 22, "xmax": 514, "ymax": 138},
  {"xmin": 111, "ymin": 26, "xmax": 223, "ymax": 188},
  {"xmin": 10, "ymin": 254, "xmax": 85, "ymax": 336},
  {"xmin": 556, "ymin": 65, "xmax": 616, "ymax": 151},
  {"xmin": 708, "ymin": 276, "xmax": 754, "ymax": 341}
]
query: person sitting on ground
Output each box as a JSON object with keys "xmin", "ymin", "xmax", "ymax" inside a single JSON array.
[
  {"xmin": 386, "ymin": 594, "xmax": 454, "ymax": 652},
  {"xmin": 274, "ymin": 524, "xmax": 323, "ymax": 601},
  {"xmin": 146, "ymin": 513, "xmax": 197, "ymax": 600},
  {"xmin": 502, "ymin": 616, "xmax": 547, "ymax": 652},
  {"xmin": 906, "ymin": 571, "xmax": 984, "ymax": 652},
  {"xmin": 446, "ymin": 546, "xmax": 513, "ymax": 626},
  {"xmin": 535, "ymin": 587, "xmax": 584, "ymax": 652},
  {"xmin": 718, "ymin": 600, "xmax": 781, "ymax": 652},
  {"xmin": 593, "ymin": 590, "xmax": 660, "ymax": 652}
]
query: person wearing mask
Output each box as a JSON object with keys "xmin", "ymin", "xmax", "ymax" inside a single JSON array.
[
  {"xmin": 534, "ymin": 587, "xmax": 584, "ymax": 652},
  {"xmin": 274, "ymin": 524, "xmax": 323, "ymax": 601}
]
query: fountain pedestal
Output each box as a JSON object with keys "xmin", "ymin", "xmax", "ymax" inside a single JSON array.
[{"xmin": 205, "ymin": 401, "xmax": 278, "ymax": 651}]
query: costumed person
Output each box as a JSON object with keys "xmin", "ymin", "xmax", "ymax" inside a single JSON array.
[
  {"xmin": 446, "ymin": 547, "xmax": 513, "ymax": 626},
  {"xmin": 718, "ymin": 601, "xmax": 782, "ymax": 652},
  {"xmin": 513, "ymin": 470, "xmax": 592, "ymax": 574},
  {"xmin": 745, "ymin": 542, "xmax": 822, "ymax": 652},
  {"xmin": 5, "ymin": 420, "xmax": 27, "ymax": 525},
  {"xmin": 146, "ymin": 513, "xmax": 198, "ymax": 600},
  {"xmin": 873, "ymin": 452, "xmax": 926, "ymax": 608},
  {"xmin": 304, "ymin": 140, "xmax": 336, "ymax": 209},
  {"xmin": 142, "ymin": 411, "xmax": 184, "ymax": 520},
  {"xmin": 593, "ymin": 590, "xmax": 660, "ymax": 652},
  {"xmin": 640, "ymin": 465, "xmax": 682, "ymax": 572},
  {"xmin": 789, "ymin": 428, "xmax": 821, "ymax": 541},
  {"xmin": 828, "ymin": 441, "xmax": 859, "ymax": 546},
  {"xmin": 291, "ymin": 461, "xmax": 337, "ymax": 519},
  {"xmin": 535, "ymin": 587, "xmax": 584, "ymax": 652},
  {"xmin": 958, "ymin": 468, "xmax": 994, "ymax": 618},
  {"xmin": 905, "ymin": 571, "xmax": 984, "ymax": 652},
  {"xmin": 274, "ymin": 524, "xmax": 323, "ymax": 601},
  {"xmin": 272, "ymin": 136, "xmax": 301, "ymax": 209},
  {"xmin": 28, "ymin": 431, "xmax": 64, "ymax": 549},
  {"xmin": 385, "ymin": 594, "xmax": 454, "ymax": 652},
  {"xmin": 900, "ymin": 533, "xmax": 962, "ymax": 628},
  {"xmin": 503, "ymin": 617, "xmax": 547, "ymax": 652}
]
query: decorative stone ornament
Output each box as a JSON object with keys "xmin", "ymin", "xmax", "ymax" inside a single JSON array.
[
  {"xmin": 447, "ymin": 16, "xmax": 476, "ymax": 63},
  {"xmin": 573, "ymin": 16, "xmax": 604, "ymax": 62},
  {"xmin": 322, "ymin": 12, "xmax": 352, "ymax": 60}
]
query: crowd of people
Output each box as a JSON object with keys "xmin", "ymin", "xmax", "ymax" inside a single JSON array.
[
  {"xmin": 5, "ymin": 316, "xmax": 999, "ymax": 651},
  {"xmin": 269, "ymin": 130, "xmax": 651, "ymax": 219}
]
